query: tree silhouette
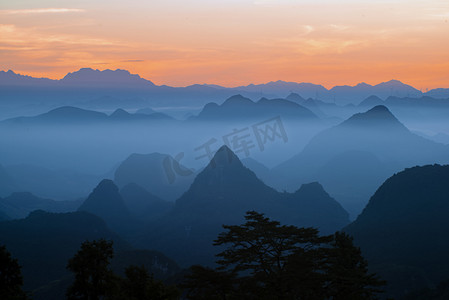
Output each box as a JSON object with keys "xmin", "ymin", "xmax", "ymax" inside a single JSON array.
[
  {"xmin": 66, "ymin": 239, "xmax": 116, "ymax": 300},
  {"xmin": 182, "ymin": 265, "xmax": 235, "ymax": 300},
  {"xmin": 120, "ymin": 265, "xmax": 180, "ymax": 300},
  {"xmin": 325, "ymin": 232, "xmax": 385, "ymax": 300},
  {"xmin": 214, "ymin": 211, "xmax": 330, "ymax": 299},
  {"xmin": 184, "ymin": 211, "xmax": 385, "ymax": 300},
  {"xmin": 0, "ymin": 245, "xmax": 28, "ymax": 300}
]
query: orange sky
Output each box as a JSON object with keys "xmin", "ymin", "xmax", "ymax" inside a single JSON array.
[{"xmin": 1, "ymin": 0, "xmax": 448, "ymax": 90}]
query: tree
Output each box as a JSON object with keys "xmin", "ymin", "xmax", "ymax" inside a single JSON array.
[
  {"xmin": 325, "ymin": 232, "xmax": 385, "ymax": 300},
  {"xmin": 120, "ymin": 265, "xmax": 180, "ymax": 300},
  {"xmin": 183, "ymin": 212, "xmax": 385, "ymax": 300},
  {"xmin": 66, "ymin": 239, "xmax": 116, "ymax": 300},
  {"xmin": 213, "ymin": 211, "xmax": 331, "ymax": 300},
  {"xmin": 182, "ymin": 265, "xmax": 236, "ymax": 300},
  {"xmin": 0, "ymin": 245, "xmax": 29, "ymax": 300}
]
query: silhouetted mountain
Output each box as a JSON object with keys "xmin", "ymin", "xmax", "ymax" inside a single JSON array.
[
  {"xmin": 2, "ymin": 106, "xmax": 108, "ymax": 125},
  {"xmin": 358, "ymin": 95, "xmax": 384, "ymax": 108},
  {"xmin": 60, "ymin": 68, "xmax": 156, "ymax": 87},
  {"xmin": 114, "ymin": 152, "xmax": 195, "ymax": 201},
  {"xmin": 345, "ymin": 164, "xmax": 449, "ymax": 299},
  {"xmin": 235, "ymin": 81, "xmax": 328, "ymax": 99},
  {"xmin": 109, "ymin": 108, "xmax": 173, "ymax": 121},
  {"xmin": 78, "ymin": 179, "xmax": 133, "ymax": 231},
  {"xmin": 194, "ymin": 94, "xmax": 318, "ymax": 121},
  {"xmin": 138, "ymin": 146, "xmax": 349, "ymax": 266},
  {"xmin": 329, "ymin": 80, "xmax": 421, "ymax": 105},
  {"xmin": 425, "ymin": 88, "xmax": 449, "ymax": 99},
  {"xmin": 286, "ymin": 92, "xmax": 307, "ymax": 103},
  {"xmin": 340, "ymin": 105, "xmax": 407, "ymax": 130},
  {"xmin": 0, "ymin": 210, "xmax": 130, "ymax": 291},
  {"xmin": 0, "ymin": 70, "xmax": 55, "ymax": 86},
  {"xmin": 272, "ymin": 106, "xmax": 449, "ymax": 217},
  {"xmin": 120, "ymin": 183, "xmax": 173, "ymax": 221},
  {"xmin": 2, "ymin": 106, "xmax": 175, "ymax": 126},
  {"xmin": 0, "ymin": 192, "xmax": 82, "ymax": 219}
]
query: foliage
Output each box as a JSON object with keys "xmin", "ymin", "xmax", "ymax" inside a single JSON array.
[
  {"xmin": 184, "ymin": 211, "xmax": 385, "ymax": 300},
  {"xmin": 119, "ymin": 265, "xmax": 180, "ymax": 300},
  {"xmin": 66, "ymin": 239, "xmax": 116, "ymax": 300},
  {"xmin": 66, "ymin": 239, "xmax": 180, "ymax": 300},
  {"xmin": 325, "ymin": 232, "xmax": 385, "ymax": 300},
  {"xmin": 0, "ymin": 245, "xmax": 29, "ymax": 300}
]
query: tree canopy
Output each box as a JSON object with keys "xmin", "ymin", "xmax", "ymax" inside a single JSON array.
[
  {"xmin": 0, "ymin": 245, "xmax": 28, "ymax": 300},
  {"xmin": 184, "ymin": 211, "xmax": 385, "ymax": 300}
]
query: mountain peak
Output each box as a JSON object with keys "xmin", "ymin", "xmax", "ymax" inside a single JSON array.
[
  {"xmin": 286, "ymin": 92, "xmax": 306, "ymax": 103},
  {"xmin": 110, "ymin": 108, "xmax": 130, "ymax": 118},
  {"xmin": 342, "ymin": 105, "xmax": 407, "ymax": 131},
  {"xmin": 222, "ymin": 94, "xmax": 254, "ymax": 106},
  {"xmin": 78, "ymin": 179, "xmax": 129, "ymax": 222},
  {"xmin": 60, "ymin": 68, "xmax": 155, "ymax": 87},
  {"xmin": 208, "ymin": 145, "xmax": 243, "ymax": 169}
]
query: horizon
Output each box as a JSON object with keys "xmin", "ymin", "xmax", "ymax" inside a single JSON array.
[
  {"xmin": 1, "ymin": 0, "xmax": 448, "ymax": 90},
  {"xmin": 1, "ymin": 67, "xmax": 440, "ymax": 91}
]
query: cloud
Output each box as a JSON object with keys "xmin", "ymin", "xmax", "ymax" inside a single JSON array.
[
  {"xmin": 122, "ymin": 59, "xmax": 145, "ymax": 63},
  {"xmin": 1, "ymin": 8, "xmax": 85, "ymax": 15}
]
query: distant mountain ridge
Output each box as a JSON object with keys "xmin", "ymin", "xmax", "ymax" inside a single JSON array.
[
  {"xmin": 1, "ymin": 106, "xmax": 174, "ymax": 125},
  {"xmin": 194, "ymin": 94, "xmax": 318, "ymax": 121},
  {"xmin": 1, "ymin": 68, "xmax": 444, "ymax": 104}
]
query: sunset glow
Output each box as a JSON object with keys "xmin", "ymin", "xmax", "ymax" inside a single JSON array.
[{"xmin": 1, "ymin": 0, "xmax": 448, "ymax": 89}]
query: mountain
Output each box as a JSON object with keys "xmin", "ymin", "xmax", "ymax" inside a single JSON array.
[
  {"xmin": 234, "ymin": 79, "xmax": 422, "ymax": 104},
  {"xmin": 2, "ymin": 106, "xmax": 108, "ymax": 125},
  {"xmin": 234, "ymin": 81, "xmax": 329, "ymax": 99},
  {"xmin": 119, "ymin": 183, "xmax": 173, "ymax": 221},
  {"xmin": 345, "ymin": 164, "xmax": 449, "ymax": 299},
  {"xmin": 137, "ymin": 146, "xmax": 349, "ymax": 266},
  {"xmin": 78, "ymin": 179, "xmax": 133, "ymax": 232},
  {"xmin": 286, "ymin": 92, "xmax": 307, "ymax": 103},
  {"xmin": 1, "ymin": 106, "xmax": 175, "ymax": 126},
  {"xmin": 425, "ymin": 88, "xmax": 449, "ymax": 99},
  {"xmin": 0, "ymin": 70, "xmax": 55, "ymax": 86},
  {"xmin": 114, "ymin": 152, "xmax": 195, "ymax": 201},
  {"xmin": 0, "ymin": 192, "xmax": 82, "ymax": 219},
  {"xmin": 358, "ymin": 95, "xmax": 384, "ymax": 108},
  {"xmin": 194, "ymin": 94, "xmax": 318, "ymax": 121},
  {"xmin": 330, "ymin": 80, "xmax": 422, "ymax": 105},
  {"xmin": 60, "ymin": 68, "xmax": 156, "ymax": 88},
  {"xmin": 109, "ymin": 108, "xmax": 173, "ymax": 121},
  {"xmin": 272, "ymin": 105, "xmax": 449, "ymax": 217}
]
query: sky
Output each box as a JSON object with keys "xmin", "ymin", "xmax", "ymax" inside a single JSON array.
[{"xmin": 0, "ymin": 0, "xmax": 448, "ymax": 89}]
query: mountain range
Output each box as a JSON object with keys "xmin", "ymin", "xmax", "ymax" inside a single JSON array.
[
  {"xmin": 2, "ymin": 68, "xmax": 448, "ymax": 106},
  {"xmin": 193, "ymin": 94, "xmax": 318, "ymax": 122},
  {"xmin": 136, "ymin": 146, "xmax": 349, "ymax": 266},
  {"xmin": 271, "ymin": 105, "xmax": 449, "ymax": 217},
  {"xmin": 1, "ymin": 106, "xmax": 173, "ymax": 125}
]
